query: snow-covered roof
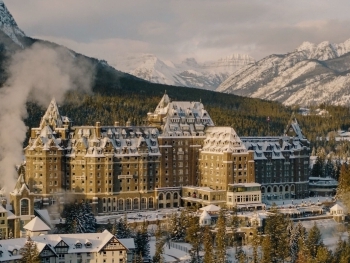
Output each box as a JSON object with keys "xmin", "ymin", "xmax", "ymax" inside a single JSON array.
[
  {"xmin": 330, "ymin": 203, "xmax": 344, "ymax": 213},
  {"xmin": 0, "ymin": 230, "xmax": 134, "ymax": 261},
  {"xmin": 152, "ymin": 94, "xmax": 214, "ymax": 137},
  {"xmin": 23, "ymin": 217, "xmax": 51, "ymax": 232},
  {"xmin": 199, "ymin": 204, "xmax": 221, "ymax": 212},
  {"xmin": 35, "ymin": 209, "xmax": 52, "ymax": 228},
  {"xmin": 202, "ymin": 127, "xmax": 246, "ymax": 153},
  {"xmin": 119, "ymin": 238, "xmax": 136, "ymax": 250},
  {"xmin": 200, "ymin": 210, "xmax": 212, "ymax": 220}
]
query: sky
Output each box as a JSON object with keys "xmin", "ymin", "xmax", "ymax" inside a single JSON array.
[{"xmin": 5, "ymin": 0, "xmax": 350, "ymax": 69}]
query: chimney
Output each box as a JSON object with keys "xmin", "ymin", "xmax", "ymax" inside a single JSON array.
[
  {"xmin": 1, "ymin": 198, "xmax": 7, "ymax": 209},
  {"xmin": 96, "ymin": 122, "xmax": 101, "ymax": 138}
]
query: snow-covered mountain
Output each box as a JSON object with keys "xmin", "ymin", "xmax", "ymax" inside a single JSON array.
[
  {"xmin": 0, "ymin": 0, "xmax": 25, "ymax": 48},
  {"xmin": 118, "ymin": 53, "xmax": 254, "ymax": 90},
  {"xmin": 217, "ymin": 40, "xmax": 350, "ymax": 106}
]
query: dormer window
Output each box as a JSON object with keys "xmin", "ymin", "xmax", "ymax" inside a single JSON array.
[
  {"xmin": 75, "ymin": 242, "xmax": 82, "ymax": 249},
  {"xmin": 85, "ymin": 241, "xmax": 92, "ymax": 248}
]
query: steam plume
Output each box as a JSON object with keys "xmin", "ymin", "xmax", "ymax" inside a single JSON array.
[{"xmin": 0, "ymin": 42, "xmax": 95, "ymax": 193}]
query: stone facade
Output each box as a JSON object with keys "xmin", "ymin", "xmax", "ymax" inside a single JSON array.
[
  {"xmin": 241, "ymin": 119, "xmax": 311, "ymax": 200},
  {"xmin": 19, "ymin": 95, "xmax": 310, "ymax": 217}
]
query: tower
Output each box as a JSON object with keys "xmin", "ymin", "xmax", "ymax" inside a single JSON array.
[{"xmin": 9, "ymin": 172, "xmax": 35, "ymax": 238}]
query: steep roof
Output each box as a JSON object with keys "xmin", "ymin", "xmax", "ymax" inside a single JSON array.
[
  {"xmin": 11, "ymin": 172, "xmax": 30, "ymax": 195},
  {"xmin": 39, "ymin": 98, "xmax": 63, "ymax": 129},
  {"xmin": 202, "ymin": 127, "xmax": 246, "ymax": 153},
  {"xmin": 23, "ymin": 217, "xmax": 51, "ymax": 232},
  {"xmin": 200, "ymin": 210, "xmax": 212, "ymax": 220}
]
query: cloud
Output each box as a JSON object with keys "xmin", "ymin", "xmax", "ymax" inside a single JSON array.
[{"xmin": 5, "ymin": 0, "xmax": 350, "ymax": 66}]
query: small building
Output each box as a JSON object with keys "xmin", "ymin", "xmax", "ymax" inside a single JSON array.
[
  {"xmin": 23, "ymin": 216, "xmax": 51, "ymax": 237},
  {"xmin": 181, "ymin": 186, "xmax": 226, "ymax": 207},
  {"xmin": 199, "ymin": 210, "xmax": 212, "ymax": 226},
  {"xmin": 308, "ymin": 177, "xmax": 338, "ymax": 197},
  {"xmin": 330, "ymin": 203, "xmax": 346, "ymax": 222},
  {"xmin": 226, "ymin": 183, "xmax": 264, "ymax": 210},
  {"xmin": 0, "ymin": 230, "xmax": 135, "ymax": 263}
]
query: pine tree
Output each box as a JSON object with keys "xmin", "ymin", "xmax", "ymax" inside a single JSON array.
[
  {"xmin": 153, "ymin": 220, "xmax": 165, "ymax": 263},
  {"xmin": 116, "ymin": 214, "xmax": 132, "ymax": 239},
  {"xmin": 185, "ymin": 213, "xmax": 202, "ymax": 263},
  {"xmin": 306, "ymin": 222, "xmax": 323, "ymax": 259},
  {"xmin": 290, "ymin": 222, "xmax": 306, "ymax": 263},
  {"xmin": 111, "ymin": 219, "xmax": 117, "ymax": 236},
  {"xmin": 250, "ymin": 224, "xmax": 261, "ymax": 263},
  {"xmin": 337, "ymin": 163, "xmax": 350, "ymax": 211},
  {"xmin": 332, "ymin": 237, "xmax": 345, "ymax": 263},
  {"xmin": 134, "ymin": 221, "xmax": 150, "ymax": 259},
  {"xmin": 62, "ymin": 202, "xmax": 96, "ymax": 233},
  {"xmin": 215, "ymin": 209, "xmax": 227, "ymax": 263},
  {"xmin": 263, "ymin": 205, "xmax": 290, "ymax": 263},
  {"xmin": 19, "ymin": 238, "xmax": 41, "ymax": 263},
  {"xmin": 325, "ymin": 158, "xmax": 335, "ymax": 178},
  {"xmin": 168, "ymin": 212, "xmax": 186, "ymax": 241},
  {"xmin": 314, "ymin": 246, "xmax": 332, "ymax": 263},
  {"xmin": 261, "ymin": 235, "xmax": 272, "ymax": 263},
  {"xmin": 203, "ymin": 226, "xmax": 214, "ymax": 263},
  {"xmin": 311, "ymin": 156, "xmax": 325, "ymax": 177},
  {"xmin": 236, "ymin": 246, "xmax": 247, "ymax": 263},
  {"xmin": 230, "ymin": 206, "xmax": 239, "ymax": 248}
]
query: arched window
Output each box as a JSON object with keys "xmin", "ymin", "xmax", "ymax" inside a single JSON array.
[
  {"xmin": 126, "ymin": 199, "xmax": 132, "ymax": 210},
  {"xmin": 267, "ymin": 187, "xmax": 271, "ymax": 193},
  {"xmin": 174, "ymin": 193, "xmax": 178, "ymax": 199},
  {"xmin": 20, "ymin": 199, "xmax": 29, "ymax": 215},
  {"xmin": 261, "ymin": 187, "xmax": 265, "ymax": 194},
  {"xmin": 133, "ymin": 198, "xmax": 139, "ymax": 210},
  {"xmin": 291, "ymin": 185, "xmax": 295, "ymax": 191},
  {"xmin": 279, "ymin": 186, "xmax": 283, "ymax": 192},
  {"xmin": 166, "ymin": 193, "xmax": 171, "ymax": 200},
  {"xmin": 118, "ymin": 199, "xmax": 124, "ymax": 211},
  {"xmin": 285, "ymin": 185, "xmax": 289, "ymax": 191},
  {"xmin": 273, "ymin": 186, "xmax": 277, "ymax": 193},
  {"xmin": 141, "ymin": 198, "xmax": 147, "ymax": 210},
  {"xmin": 159, "ymin": 193, "xmax": 164, "ymax": 200},
  {"xmin": 148, "ymin": 198, "xmax": 154, "ymax": 209}
]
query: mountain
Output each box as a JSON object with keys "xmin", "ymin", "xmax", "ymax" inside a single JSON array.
[
  {"xmin": 0, "ymin": 0, "xmax": 27, "ymax": 49},
  {"xmin": 217, "ymin": 40, "xmax": 350, "ymax": 106},
  {"xmin": 118, "ymin": 53, "xmax": 254, "ymax": 90}
]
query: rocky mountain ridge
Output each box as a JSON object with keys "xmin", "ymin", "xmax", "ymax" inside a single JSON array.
[
  {"xmin": 217, "ymin": 40, "xmax": 350, "ymax": 106},
  {"xmin": 119, "ymin": 53, "xmax": 254, "ymax": 90}
]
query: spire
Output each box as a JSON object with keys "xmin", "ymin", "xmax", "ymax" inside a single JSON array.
[
  {"xmin": 39, "ymin": 98, "xmax": 63, "ymax": 129},
  {"xmin": 284, "ymin": 112, "xmax": 305, "ymax": 139},
  {"xmin": 154, "ymin": 93, "xmax": 171, "ymax": 114},
  {"xmin": 13, "ymin": 172, "xmax": 29, "ymax": 194}
]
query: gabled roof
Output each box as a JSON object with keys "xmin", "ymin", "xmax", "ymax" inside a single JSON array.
[
  {"xmin": 23, "ymin": 217, "xmax": 51, "ymax": 232},
  {"xmin": 35, "ymin": 209, "xmax": 52, "ymax": 228},
  {"xmin": 330, "ymin": 203, "xmax": 344, "ymax": 212},
  {"xmin": 200, "ymin": 204, "xmax": 221, "ymax": 212},
  {"xmin": 200, "ymin": 210, "xmax": 212, "ymax": 220}
]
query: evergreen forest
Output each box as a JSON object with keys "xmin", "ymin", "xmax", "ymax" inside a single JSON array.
[{"xmin": 24, "ymin": 61, "xmax": 350, "ymax": 150}]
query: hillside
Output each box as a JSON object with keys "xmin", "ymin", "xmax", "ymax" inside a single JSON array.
[
  {"xmin": 217, "ymin": 40, "xmax": 350, "ymax": 106},
  {"xmin": 118, "ymin": 53, "xmax": 254, "ymax": 90},
  {"xmin": 0, "ymin": 0, "xmax": 349, "ymax": 146}
]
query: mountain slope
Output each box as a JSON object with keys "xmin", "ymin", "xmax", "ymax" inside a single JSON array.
[
  {"xmin": 217, "ymin": 40, "xmax": 350, "ymax": 106},
  {"xmin": 119, "ymin": 53, "xmax": 254, "ymax": 90},
  {"xmin": 0, "ymin": 0, "xmax": 25, "ymax": 48}
]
